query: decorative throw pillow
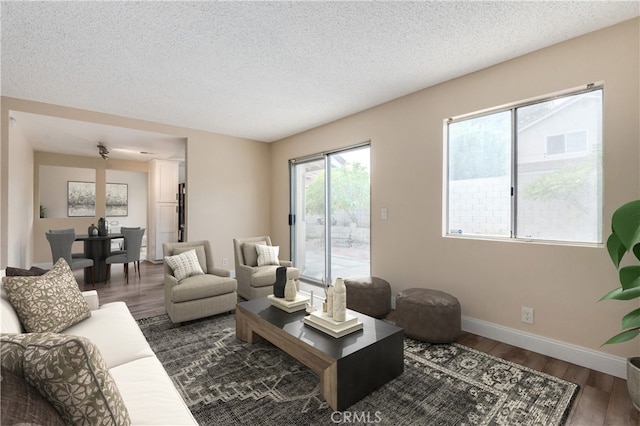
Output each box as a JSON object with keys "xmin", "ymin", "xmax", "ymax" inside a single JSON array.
[
  {"xmin": 5, "ymin": 266, "xmax": 48, "ymax": 276},
  {"xmin": 165, "ymin": 249, "xmax": 204, "ymax": 281},
  {"xmin": 0, "ymin": 333, "xmax": 29, "ymax": 376},
  {"xmin": 3, "ymin": 258, "xmax": 91, "ymax": 333},
  {"xmin": 1, "ymin": 365, "xmax": 66, "ymax": 426},
  {"xmin": 172, "ymin": 245, "xmax": 208, "ymax": 273},
  {"xmin": 256, "ymin": 244, "xmax": 280, "ymax": 266},
  {"xmin": 242, "ymin": 241, "xmax": 267, "ymax": 267},
  {"xmin": 1, "ymin": 333, "xmax": 131, "ymax": 426}
]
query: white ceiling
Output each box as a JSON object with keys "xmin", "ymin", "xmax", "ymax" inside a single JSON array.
[{"xmin": 1, "ymin": 1, "xmax": 639, "ymax": 159}]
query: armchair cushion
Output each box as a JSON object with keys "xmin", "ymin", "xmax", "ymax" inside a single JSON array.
[
  {"xmin": 164, "ymin": 249, "xmax": 204, "ymax": 281},
  {"xmin": 242, "ymin": 241, "xmax": 267, "ymax": 267},
  {"xmin": 256, "ymin": 244, "xmax": 280, "ymax": 266},
  {"xmin": 170, "ymin": 274, "xmax": 238, "ymax": 303},
  {"xmin": 251, "ymin": 266, "xmax": 281, "ymax": 287},
  {"xmin": 2, "ymin": 259, "xmax": 90, "ymax": 333}
]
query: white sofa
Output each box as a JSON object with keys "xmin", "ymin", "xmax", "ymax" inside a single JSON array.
[{"xmin": 0, "ymin": 288, "xmax": 197, "ymax": 425}]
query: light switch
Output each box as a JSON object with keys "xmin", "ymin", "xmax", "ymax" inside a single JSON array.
[{"xmin": 381, "ymin": 208, "xmax": 388, "ymax": 220}]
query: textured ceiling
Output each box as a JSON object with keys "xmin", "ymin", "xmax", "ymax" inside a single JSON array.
[{"xmin": 1, "ymin": 1, "xmax": 639, "ymax": 151}]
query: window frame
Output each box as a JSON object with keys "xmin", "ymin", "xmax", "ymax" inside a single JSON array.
[{"xmin": 444, "ymin": 84, "xmax": 603, "ymax": 246}]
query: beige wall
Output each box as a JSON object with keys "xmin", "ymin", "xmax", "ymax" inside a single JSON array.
[
  {"xmin": 185, "ymin": 130, "xmax": 271, "ymax": 261},
  {"xmin": 270, "ymin": 18, "xmax": 640, "ymax": 358},
  {"xmin": 1, "ymin": 97, "xmax": 270, "ymax": 270}
]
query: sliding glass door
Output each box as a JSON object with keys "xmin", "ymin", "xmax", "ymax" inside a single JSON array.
[{"xmin": 290, "ymin": 144, "xmax": 370, "ymax": 284}]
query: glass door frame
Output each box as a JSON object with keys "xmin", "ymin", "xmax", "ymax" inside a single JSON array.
[{"xmin": 289, "ymin": 141, "xmax": 370, "ymax": 285}]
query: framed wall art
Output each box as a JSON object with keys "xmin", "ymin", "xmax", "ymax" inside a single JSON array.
[
  {"xmin": 106, "ymin": 183, "xmax": 128, "ymax": 216},
  {"xmin": 67, "ymin": 181, "xmax": 96, "ymax": 217}
]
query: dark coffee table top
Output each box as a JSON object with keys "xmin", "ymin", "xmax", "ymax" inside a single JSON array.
[{"xmin": 237, "ymin": 297, "xmax": 403, "ymax": 360}]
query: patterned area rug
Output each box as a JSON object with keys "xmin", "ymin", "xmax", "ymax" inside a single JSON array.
[{"xmin": 137, "ymin": 313, "xmax": 579, "ymax": 426}]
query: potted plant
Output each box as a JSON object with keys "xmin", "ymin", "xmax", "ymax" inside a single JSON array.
[{"xmin": 601, "ymin": 199, "xmax": 640, "ymax": 411}]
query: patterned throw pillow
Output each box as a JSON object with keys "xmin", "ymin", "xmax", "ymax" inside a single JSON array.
[
  {"xmin": 256, "ymin": 244, "xmax": 280, "ymax": 266},
  {"xmin": 165, "ymin": 249, "xmax": 204, "ymax": 281},
  {"xmin": 0, "ymin": 333, "xmax": 131, "ymax": 426},
  {"xmin": 2, "ymin": 258, "xmax": 91, "ymax": 333},
  {"xmin": 172, "ymin": 245, "xmax": 207, "ymax": 273}
]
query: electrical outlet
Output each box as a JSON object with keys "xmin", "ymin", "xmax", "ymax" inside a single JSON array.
[
  {"xmin": 521, "ymin": 306, "xmax": 534, "ymax": 324},
  {"xmin": 222, "ymin": 258, "xmax": 228, "ymax": 266}
]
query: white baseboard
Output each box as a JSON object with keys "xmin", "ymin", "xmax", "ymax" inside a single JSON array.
[{"xmin": 462, "ymin": 316, "xmax": 628, "ymax": 379}]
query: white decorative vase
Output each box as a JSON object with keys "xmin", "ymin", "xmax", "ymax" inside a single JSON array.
[
  {"xmin": 628, "ymin": 357, "xmax": 640, "ymax": 412},
  {"xmin": 326, "ymin": 286, "xmax": 334, "ymax": 318},
  {"xmin": 333, "ymin": 277, "xmax": 346, "ymax": 322},
  {"xmin": 284, "ymin": 278, "xmax": 297, "ymax": 301}
]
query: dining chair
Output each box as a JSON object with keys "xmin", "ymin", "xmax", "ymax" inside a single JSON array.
[
  {"xmin": 106, "ymin": 228, "xmax": 145, "ymax": 283},
  {"xmin": 110, "ymin": 226, "xmax": 141, "ymax": 254},
  {"xmin": 45, "ymin": 230, "xmax": 94, "ymax": 284}
]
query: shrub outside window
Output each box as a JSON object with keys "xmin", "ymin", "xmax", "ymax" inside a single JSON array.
[{"xmin": 446, "ymin": 87, "xmax": 603, "ymax": 244}]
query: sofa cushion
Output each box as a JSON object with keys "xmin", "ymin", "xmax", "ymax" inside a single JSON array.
[
  {"xmin": 242, "ymin": 241, "xmax": 267, "ymax": 267},
  {"xmin": 165, "ymin": 249, "xmax": 204, "ymax": 281},
  {"xmin": 63, "ymin": 302, "xmax": 155, "ymax": 369},
  {"xmin": 2, "ymin": 258, "xmax": 90, "ymax": 333},
  {"xmin": 172, "ymin": 245, "xmax": 208, "ymax": 274},
  {"xmin": 109, "ymin": 356, "xmax": 197, "ymax": 425},
  {"xmin": 170, "ymin": 274, "xmax": 237, "ymax": 303},
  {"xmin": 0, "ymin": 333, "xmax": 131, "ymax": 426},
  {"xmin": 1, "ymin": 365, "xmax": 65, "ymax": 426},
  {"xmin": 256, "ymin": 244, "xmax": 280, "ymax": 266}
]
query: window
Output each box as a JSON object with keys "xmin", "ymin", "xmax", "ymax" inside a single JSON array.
[{"xmin": 446, "ymin": 87, "xmax": 603, "ymax": 244}]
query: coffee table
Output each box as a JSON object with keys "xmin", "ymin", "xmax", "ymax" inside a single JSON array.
[{"xmin": 235, "ymin": 297, "xmax": 404, "ymax": 411}]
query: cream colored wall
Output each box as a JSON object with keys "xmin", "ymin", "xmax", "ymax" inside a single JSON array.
[
  {"xmin": 270, "ymin": 19, "xmax": 640, "ymax": 359},
  {"xmin": 1, "ymin": 97, "xmax": 269, "ymax": 271}
]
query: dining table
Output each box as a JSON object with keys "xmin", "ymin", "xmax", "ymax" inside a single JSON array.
[{"xmin": 75, "ymin": 233, "xmax": 123, "ymax": 284}]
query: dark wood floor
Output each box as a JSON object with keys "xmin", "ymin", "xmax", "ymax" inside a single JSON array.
[{"xmin": 80, "ymin": 262, "xmax": 639, "ymax": 426}]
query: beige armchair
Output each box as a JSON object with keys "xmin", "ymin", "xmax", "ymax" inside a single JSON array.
[
  {"xmin": 233, "ymin": 236, "xmax": 300, "ymax": 300},
  {"xmin": 163, "ymin": 240, "xmax": 237, "ymax": 324}
]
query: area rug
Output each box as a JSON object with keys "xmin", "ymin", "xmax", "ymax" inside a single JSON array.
[{"xmin": 137, "ymin": 313, "xmax": 579, "ymax": 426}]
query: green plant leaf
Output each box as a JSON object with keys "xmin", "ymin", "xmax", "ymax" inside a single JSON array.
[
  {"xmin": 599, "ymin": 286, "xmax": 640, "ymax": 301},
  {"xmin": 611, "ymin": 200, "xmax": 640, "ymax": 251},
  {"xmin": 602, "ymin": 328, "xmax": 640, "ymax": 345},
  {"xmin": 633, "ymin": 242, "xmax": 640, "ymax": 262},
  {"xmin": 607, "ymin": 233, "xmax": 626, "ymax": 268},
  {"xmin": 607, "ymin": 233, "xmax": 626, "ymax": 269},
  {"xmin": 620, "ymin": 266, "xmax": 640, "ymax": 290},
  {"xmin": 622, "ymin": 308, "xmax": 640, "ymax": 329}
]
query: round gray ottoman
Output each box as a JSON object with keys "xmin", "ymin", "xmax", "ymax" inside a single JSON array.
[
  {"xmin": 343, "ymin": 276, "xmax": 391, "ymax": 318},
  {"xmin": 395, "ymin": 288, "xmax": 461, "ymax": 343}
]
